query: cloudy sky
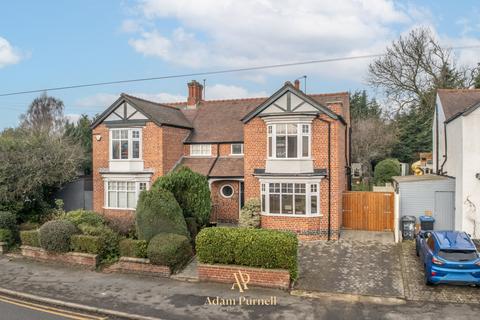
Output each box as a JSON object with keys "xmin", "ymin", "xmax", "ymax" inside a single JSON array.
[{"xmin": 0, "ymin": 0, "xmax": 479, "ymax": 128}]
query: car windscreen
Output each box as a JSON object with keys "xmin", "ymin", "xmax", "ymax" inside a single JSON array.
[{"xmin": 438, "ymin": 250, "xmax": 479, "ymax": 262}]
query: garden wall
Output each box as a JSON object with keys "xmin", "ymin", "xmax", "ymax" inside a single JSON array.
[{"xmin": 20, "ymin": 246, "xmax": 98, "ymax": 269}]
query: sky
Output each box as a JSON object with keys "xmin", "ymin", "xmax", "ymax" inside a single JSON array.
[{"xmin": 0, "ymin": 0, "xmax": 479, "ymax": 129}]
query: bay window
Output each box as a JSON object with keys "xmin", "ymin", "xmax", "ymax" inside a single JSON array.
[
  {"xmin": 267, "ymin": 123, "xmax": 311, "ymax": 159},
  {"xmin": 106, "ymin": 181, "xmax": 148, "ymax": 209},
  {"xmin": 261, "ymin": 181, "xmax": 320, "ymax": 215},
  {"xmin": 110, "ymin": 128, "xmax": 142, "ymax": 160}
]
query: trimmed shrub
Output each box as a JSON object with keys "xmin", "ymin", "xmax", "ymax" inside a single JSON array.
[
  {"xmin": 20, "ymin": 230, "xmax": 40, "ymax": 247},
  {"xmin": 119, "ymin": 239, "xmax": 147, "ymax": 258},
  {"xmin": 147, "ymin": 233, "xmax": 192, "ymax": 271},
  {"xmin": 104, "ymin": 215, "xmax": 135, "ymax": 237},
  {"xmin": 79, "ymin": 225, "xmax": 120, "ymax": 262},
  {"xmin": 39, "ymin": 220, "xmax": 78, "ymax": 253},
  {"xmin": 19, "ymin": 221, "xmax": 40, "ymax": 231},
  {"xmin": 152, "ymin": 166, "xmax": 211, "ymax": 226},
  {"xmin": 196, "ymin": 227, "xmax": 298, "ymax": 280},
  {"xmin": 0, "ymin": 228, "xmax": 13, "ymax": 245},
  {"xmin": 65, "ymin": 210, "xmax": 105, "ymax": 228},
  {"xmin": 238, "ymin": 198, "xmax": 261, "ymax": 228},
  {"xmin": 135, "ymin": 187, "xmax": 189, "ymax": 242},
  {"xmin": 374, "ymin": 158, "xmax": 401, "ymax": 185},
  {"xmin": 70, "ymin": 235, "xmax": 102, "ymax": 254},
  {"xmin": 0, "ymin": 211, "xmax": 16, "ymax": 231}
]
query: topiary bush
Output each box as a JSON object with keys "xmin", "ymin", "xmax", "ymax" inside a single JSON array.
[
  {"xmin": 20, "ymin": 230, "xmax": 40, "ymax": 247},
  {"xmin": 0, "ymin": 228, "xmax": 13, "ymax": 245},
  {"xmin": 196, "ymin": 227, "xmax": 298, "ymax": 280},
  {"xmin": 79, "ymin": 225, "xmax": 120, "ymax": 263},
  {"xmin": 70, "ymin": 235, "xmax": 102, "ymax": 254},
  {"xmin": 147, "ymin": 233, "xmax": 192, "ymax": 271},
  {"xmin": 374, "ymin": 158, "xmax": 401, "ymax": 185},
  {"xmin": 238, "ymin": 198, "xmax": 261, "ymax": 228},
  {"xmin": 135, "ymin": 187, "xmax": 189, "ymax": 242},
  {"xmin": 65, "ymin": 210, "xmax": 105, "ymax": 228},
  {"xmin": 0, "ymin": 211, "xmax": 16, "ymax": 231},
  {"xmin": 119, "ymin": 239, "xmax": 148, "ymax": 258},
  {"xmin": 39, "ymin": 220, "xmax": 78, "ymax": 253},
  {"xmin": 152, "ymin": 166, "xmax": 211, "ymax": 227}
]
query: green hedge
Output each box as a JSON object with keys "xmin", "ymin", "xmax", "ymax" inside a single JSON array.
[
  {"xmin": 147, "ymin": 233, "xmax": 192, "ymax": 271},
  {"xmin": 0, "ymin": 228, "xmax": 13, "ymax": 245},
  {"xmin": 70, "ymin": 235, "xmax": 102, "ymax": 254},
  {"xmin": 79, "ymin": 225, "xmax": 120, "ymax": 262},
  {"xmin": 20, "ymin": 230, "xmax": 40, "ymax": 247},
  {"xmin": 39, "ymin": 220, "xmax": 78, "ymax": 253},
  {"xmin": 65, "ymin": 210, "xmax": 105, "ymax": 228},
  {"xmin": 0, "ymin": 211, "xmax": 16, "ymax": 231},
  {"xmin": 196, "ymin": 227, "xmax": 298, "ymax": 280},
  {"xmin": 119, "ymin": 239, "xmax": 147, "ymax": 258}
]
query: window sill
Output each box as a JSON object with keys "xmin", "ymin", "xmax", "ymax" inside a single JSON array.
[
  {"xmin": 267, "ymin": 158, "xmax": 312, "ymax": 161},
  {"xmin": 109, "ymin": 159, "xmax": 143, "ymax": 162},
  {"xmin": 260, "ymin": 213, "xmax": 322, "ymax": 218},
  {"xmin": 103, "ymin": 207, "xmax": 136, "ymax": 211}
]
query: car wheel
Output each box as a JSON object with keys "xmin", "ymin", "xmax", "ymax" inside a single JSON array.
[{"xmin": 424, "ymin": 269, "xmax": 433, "ymax": 286}]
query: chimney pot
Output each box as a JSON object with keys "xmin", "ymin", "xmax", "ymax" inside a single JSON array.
[
  {"xmin": 187, "ymin": 80, "xmax": 203, "ymax": 108},
  {"xmin": 294, "ymin": 79, "xmax": 300, "ymax": 90}
]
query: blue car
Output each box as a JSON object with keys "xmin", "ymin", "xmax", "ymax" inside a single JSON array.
[{"xmin": 415, "ymin": 230, "xmax": 480, "ymax": 286}]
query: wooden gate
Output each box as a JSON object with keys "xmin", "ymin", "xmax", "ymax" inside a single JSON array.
[{"xmin": 342, "ymin": 192, "xmax": 394, "ymax": 231}]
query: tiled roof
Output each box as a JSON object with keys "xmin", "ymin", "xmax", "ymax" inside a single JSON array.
[
  {"xmin": 209, "ymin": 157, "xmax": 244, "ymax": 178},
  {"xmin": 177, "ymin": 157, "xmax": 216, "ymax": 176},
  {"xmin": 122, "ymin": 94, "xmax": 193, "ymax": 129},
  {"xmin": 437, "ymin": 89, "xmax": 480, "ymax": 121}
]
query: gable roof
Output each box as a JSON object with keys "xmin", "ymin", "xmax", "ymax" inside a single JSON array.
[
  {"xmin": 437, "ymin": 89, "xmax": 480, "ymax": 122},
  {"xmin": 176, "ymin": 156, "xmax": 244, "ymax": 178},
  {"xmin": 91, "ymin": 93, "xmax": 193, "ymax": 129},
  {"xmin": 241, "ymin": 82, "xmax": 341, "ymax": 123}
]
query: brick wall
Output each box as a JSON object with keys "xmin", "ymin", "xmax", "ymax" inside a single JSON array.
[
  {"xmin": 21, "ymin": 246, "xmax": 98, "ymax": 269},
  {"xmin": 198, "ymin": 263, "xmax": 290, "ymax": 289},
  {"xmin": 106, "ymin": 257, "xmax": 170, "ymax": 277},
  {"xmin": 92, "ymin": 124, "xmax": 109, "ymax": 214},
  {"xmin": 162, "ymin": 126, "xmax": 190, "ymax": 175},
  {"xmin": 211, "ymin": 180, "xmax": 240, "ymax": 223}
]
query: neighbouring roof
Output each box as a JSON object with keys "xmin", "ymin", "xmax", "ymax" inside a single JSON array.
[
  {"xmin": 177, "ymin": 156, "xmax": 244, "ymax": 178},
  {"xmin": 392, "ymin": 174, "xmax": 454, "ymax": 183},
  {"xmin": 91, "ymin": 94, "xmax": 193, "ymax": 129},
  {"xmin": 437, "ymin": 89, "xmax": 480, "ymax": 122}
]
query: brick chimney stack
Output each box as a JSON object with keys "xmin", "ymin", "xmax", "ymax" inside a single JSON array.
[
  {"xmin": 294, "ymin": 79, "xmax": 300, "ymax": 90},
  {"xmin": 187, "ymin": 80, "xmax": 203, "ymax": 108}
]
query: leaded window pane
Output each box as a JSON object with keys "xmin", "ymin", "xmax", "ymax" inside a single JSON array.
[
  {"xmin": 287, "ymin": 136, "xmax": 297, "ymax": 158},
  {"xmin": 276, "ymin": 136, "xmax": 286, "ymax": 158},
  {"xmin": 282, "ymin": 194, "xmax": 293, "ymax": 214},
  {"xmin": 295, "ymin": 195, "xmax": 306, "ymax": 214}
]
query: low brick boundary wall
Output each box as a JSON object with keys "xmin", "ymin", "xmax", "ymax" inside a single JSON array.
[
  {"xmin": 198, "ymin": 263, "xmax": 290, "ymax": 289},
  {"xmin": 20, "ymin": 246, "xmax": 98, "ymax": 269},
  {"xmin": 105, "ymin": 257, "xmax": 170, "ymax": 277}
]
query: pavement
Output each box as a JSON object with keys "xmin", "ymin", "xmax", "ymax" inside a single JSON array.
[
  {"xmin": 400, "ymin": 241, "xmax": 480, "ymax": 304},
  {"xmin": 295, "ymin": 234, "xmax": 404, "ymax": 297},
  {"xmin": 2, "ymin": 256, "xmax": 480, "ymax": 319}
]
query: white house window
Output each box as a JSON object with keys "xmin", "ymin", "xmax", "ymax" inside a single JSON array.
[
  {"xmin": 261, "ymin": 182, "xmax": 319, "ymax": 215},
  {"xmin": 106, "ymin": 181, "xmax": 148, "ymax": 209},
  {"xmin": 110, "ymin": 128, "xmax": 141, "ymax": 160},
  {"xmin": 190, "ymin": 144, "xmax": 211, "ymax": 156},
  {"xmin": 231, "ymin": 143, "xmax": 244, "ymax": 155},
  {"xmin": 267, "ymin": 123, "xmax": 311, "ymax": 159}
]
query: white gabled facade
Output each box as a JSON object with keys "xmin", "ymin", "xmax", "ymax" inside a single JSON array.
[{"xmin": 433, "ymin": 94, "xmax": 480, "ymax": 238}]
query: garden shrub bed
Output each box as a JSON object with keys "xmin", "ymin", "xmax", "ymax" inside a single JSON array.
[
  {"xmin": 20, "ymin": 245, "xmax": 98, "ymax": 269},
  {"xmin": 105, "ymin": 256, "xmax": 170, "ymax": 277},
  {"xmin": 196, "ymin": 227, "xmax": 298, "ymax": 281},
  {"xmin": 20, "ymin": 230, "xmax": 40, "ymax": 247},
  {"xmin": 70, "ymin": 234, "xmax": 102, "ymax": 254},
  {"xmin": 119, "ymin": 239, "xmax": 147, "ymax": 258}
]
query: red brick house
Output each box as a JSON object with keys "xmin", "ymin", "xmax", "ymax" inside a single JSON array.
[{"xmin": 91, "ymin": 80, "xmax": 350, "ymax": 240}]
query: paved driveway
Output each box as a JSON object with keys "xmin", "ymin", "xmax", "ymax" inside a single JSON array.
[
  {"xmin": 295, "ymin": 234, "xmax": 404, "ymax": 297},
  {"xmin": 401, "ymin": 241, "xmax": 480, "ymax": 304}
]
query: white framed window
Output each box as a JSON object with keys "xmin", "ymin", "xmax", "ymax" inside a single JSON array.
[
  {"xmin": 267, "ymin": 123, "xmax": 311, "ymax": 159},
  {"xmin": 220, "ymin": 184, "xmax": 234, "ymax": 198},
  {"xmin": 260, "ymin": 181, "xmax": 320, "ymax": 215},
  {"xmin": 106, "ymin": 181, "xmax": 149, "ymax": 209},
  {"xmin": 190, "ymin": 144, "xmax": 211, "ymax": 156},
  {"xmin": 231, "ymin": 143, "xmax": 244, "ymax": 155},
  {"xmin": 110, "ymin": 128, "xmax": 142, "ymax": 160}
]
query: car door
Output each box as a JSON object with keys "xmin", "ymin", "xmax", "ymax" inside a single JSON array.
[{"xmin": 422, "ymin": 235, "xmax": 435, "ymax": 269}]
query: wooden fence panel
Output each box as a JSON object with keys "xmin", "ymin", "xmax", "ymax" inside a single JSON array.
[{"xmin": 342, "ymin": 192, "xmax": 394, "ymax": 231}]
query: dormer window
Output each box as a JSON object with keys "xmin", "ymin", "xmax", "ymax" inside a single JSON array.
[
  {"xmin": 267, "ymin": 123, "xmax": 310, "ymax": 159},
  {"xmin": 110, "ymin": 128, "xmax": 142, "ymax": 160},
  {"xmin": 190, "ymin": 144, "xmax": 212, "ymax": 156}
]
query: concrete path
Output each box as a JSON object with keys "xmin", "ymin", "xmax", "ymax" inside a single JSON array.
[
  {"xmin": 340, "ymin": 230, "xmax": 394, "ymax": 243},
  {"xmin": 171, "ymin": 257, "xmax": 199, "ymax": 282},
  {"xmin": 1, "ymin": 257, "xmax": 480, "ymax": 319},
  {"xmin": 295, "ymin": 239, "xmax": 404, "ymax": 297}
]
